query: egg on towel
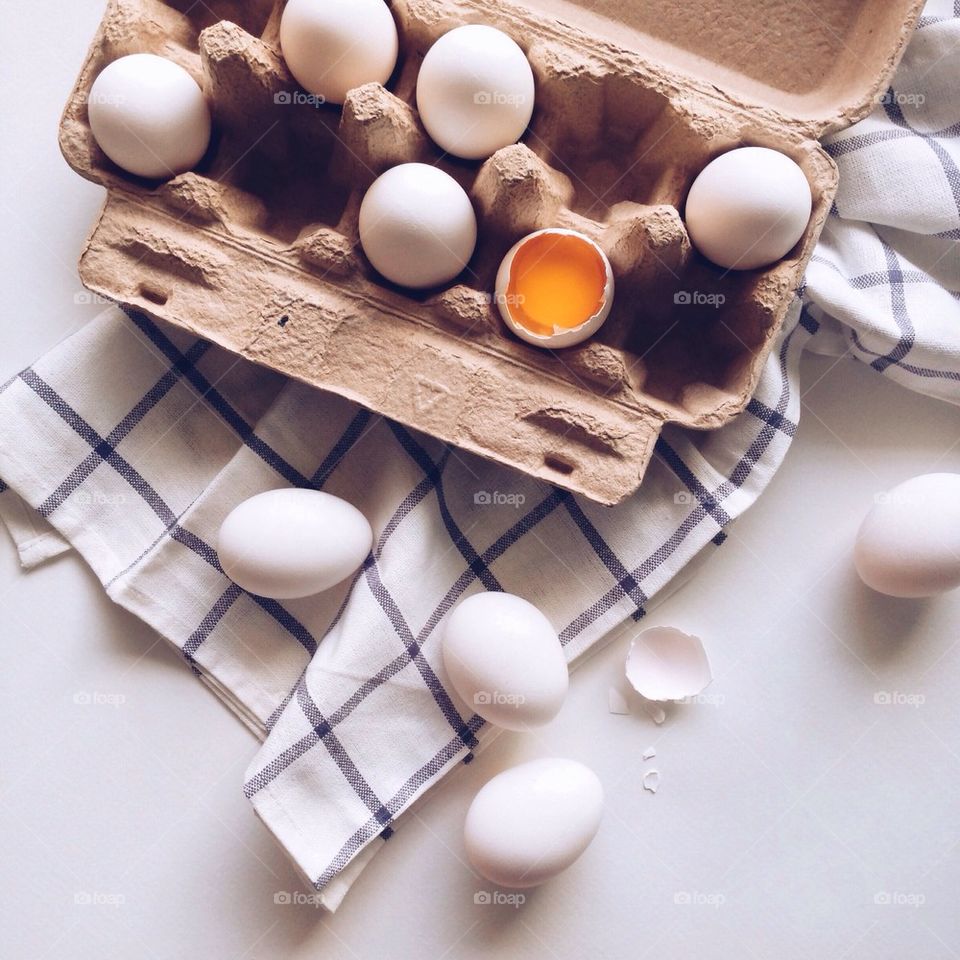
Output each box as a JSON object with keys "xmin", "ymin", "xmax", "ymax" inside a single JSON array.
[
  {"xmin": 87, "ymin": 53, "xmax": 211, "ymax": 180},
  {"xmin": 495, "ymin": 229, "xmax": 614, "ymax": 348},
  {"xmin": 441, "ymin": 592, "xmax": 568, "ymax": 731},
  {"xmin": 464, "ymin": 758, "xmax": 603, "ymax": 888},
  {"xmin": 854, "ymin": 473, "xmax": 960, "ymax": 598},
  {"xmin": 217, "ymin": 489, "xmax": 372, "ymax": 600}
]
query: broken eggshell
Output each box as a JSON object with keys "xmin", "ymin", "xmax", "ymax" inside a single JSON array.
[
  {"xmin": 495, "ymin": 229, "xmax": 614, "ymax": 349},
  {"xmin": 625, "ymin": 626, "xmax": 711, "ymax": 701}
]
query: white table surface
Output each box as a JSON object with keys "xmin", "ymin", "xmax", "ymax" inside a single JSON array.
[{"xmin": 3, "ymin": 3, "xmax": 960, "ymax": 957}]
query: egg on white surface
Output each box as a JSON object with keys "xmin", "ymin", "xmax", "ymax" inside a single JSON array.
[
  {"xmin": 464, "ymin": 758, "xmax": 603, "ymax": 888},
  {"xmin": 495, "ymin": 228, "xmax": 614, "ymax": 348},
  {"xmin": 854, "ymin": 473, "xmax": 960, "ymax": 598},
  {"xmin": 87, "ymin": 53, "xmax": 211, "ymax": 180},
  {"xmin": 279, "ymin": 0, "xmax": 398, "ymax": 105},
  {"xmin": 358, "ymin": 163, "xmax": 477, "ymax": 288},
  {"xmin": 416, "ymin": 24, "xmax": 535, "ymax": 160},
  {"xmin": 684, "ymin": 146, "xmax": 813, "ymax": 270},
  {"xmin": 441, "ymin": 592, "xmax": 568, "ymax": 731},
  {"xmin": 217, "ymin": 489, "xmax": 372, "ymax": 600},
  {"xmin": 625, "ymin": 626, "xmax": 711, "ymax": 701}
]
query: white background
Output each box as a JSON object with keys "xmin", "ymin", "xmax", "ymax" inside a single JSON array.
[{"xmin": 3, "ymin": 2, "xmax": 960, "ymax": 957}]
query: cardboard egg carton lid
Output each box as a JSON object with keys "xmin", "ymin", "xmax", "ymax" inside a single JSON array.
[{"xmin": 60, "ymin": 0, "xmax": 923, "ymax": 505}]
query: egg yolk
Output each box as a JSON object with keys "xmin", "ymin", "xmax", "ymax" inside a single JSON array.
[{"xmin": 505, "ymin": 233, "xmax": 607, "ymax": 336}]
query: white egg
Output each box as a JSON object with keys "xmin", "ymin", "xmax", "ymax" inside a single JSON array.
[
  {"xmin": 217, "ymin": 489, "xmax": 372, "ymax": 600},
  {"xmin": 87, "ymin": 54, "xmax": 211, "ymax": 180},
  {"xmin": 442, "ymin": 592, "xmax": 568, "ymax": 731},
  {"xmin": 416, "ymin": 25, "xmax": 535, "ymax": 160},
  {"xmin": 279, "ymin": 0, "xmax": 398, "ymax": 105},
  {"xmin": 359, "ymin": 163, "xmax": 477, "ymax": 289},
  {"xmin": 464, "ymin": 758, "xmax": 603, "ymax": 888},
  {"xmin": 625, "ymin": 626, "xmax": 711, "ymax": 701},
  {"xmin": 854, "ymin": 473, "xmax": 960, "ymax": 598},
  {"xmin": 685, "ymin": 146, "xmax": 813, "ymax": 270},
  {"xmin": 495, "ymin": 228, "xmax": 614, "ymax": 349}
]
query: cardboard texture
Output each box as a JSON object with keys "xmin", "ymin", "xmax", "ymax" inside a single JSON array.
[{"xmin": 60, "ymin": 0, "xmax": 924, "ymax": 505}]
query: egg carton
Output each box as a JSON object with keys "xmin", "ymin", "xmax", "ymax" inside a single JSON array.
[{"xmin": 59, "ymin": 0, "xmax": 923, "ymax": 505}]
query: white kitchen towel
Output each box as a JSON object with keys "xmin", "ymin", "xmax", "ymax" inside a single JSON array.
[{"xmin": 1, "ymin": 0, "xmax": 957, "ymax": 911}]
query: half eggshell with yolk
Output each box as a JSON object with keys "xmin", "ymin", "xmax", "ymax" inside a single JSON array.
[{"xmin": 495, "ymin": 229, "xmax": 615, "ymax": 348}]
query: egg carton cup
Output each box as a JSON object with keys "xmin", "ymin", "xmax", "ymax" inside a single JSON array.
[{"xmin": 60, "ymin": 0, "xmax": 923, "ymax": 505}]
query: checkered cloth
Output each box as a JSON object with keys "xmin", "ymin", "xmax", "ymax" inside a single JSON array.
[{"xmin": 1, "ymin": 1, "xmax": 957, "ymax": 910}]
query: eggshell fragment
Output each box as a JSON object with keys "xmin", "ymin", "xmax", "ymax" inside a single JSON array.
[
  {"xmin": 854, "ymin": 473, "xmax": 960, "ymax": 598},
  {"xmin": 442, "ymin": 592, "xmax": 568, "ymax": 731},
  {"xmin": 607, "ymin": 686, "xmax": 631, "ymax": 715},
  {"xmin": 217, "ymin": 489, "xmax": 372, "ymax": 600},
  {"xmin": 642, "ymin": 769, "xmax": 660, "ymax": 794},
  {"xmin": 464, "ymin": 758, "xmax": 603, "ymax": 888},
  {"xmin": 625, "ymin": 626, "xmax": 711, "ymax": 701}
]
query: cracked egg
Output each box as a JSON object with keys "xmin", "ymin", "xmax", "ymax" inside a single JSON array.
[{"xmin": 495, "ymin": 228, "xmax": 614, "ymax": 349}]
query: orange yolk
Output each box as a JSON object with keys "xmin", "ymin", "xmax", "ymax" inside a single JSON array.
[{"xmin": 505, "ymin": 233, "xmax": 607, "ymax": 336}]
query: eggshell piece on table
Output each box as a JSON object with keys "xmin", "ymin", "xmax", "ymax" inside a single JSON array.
[
  {"xmin": 464, "ymin": 758, "xmax": 603, "ymax": 888},
  {"xmin": 87, "ymin": 53, "xmax": 211, "ymax": 180},
  {"xmin": 442, "ymin": 592, "xmax": 568, "ymax": 731},
  {"xmin": 495, "ymin": 229, "xmax": 615, "ymax": 349},
  {"xmin": 854, "ymin": 473, "xmax": 960, "ymax": 598},
  {"xmin": 359, "ymin": 163, "xmax": 477, "ymax": 289},
  {"xmin": 279, "ymin": 0, "xmax": 399, "ymax": 105},
  {"xmin": 217, "ymin": 489, "xmax": 372, "ymax": 600},
  {"xmin": 416, "ymin": 24, "xmax": 535, "ymax": 160},
  {"xmin": 625, "ymin": 626, "xmax": 711, "ymax": 701},
  {"xmin": 685, "ymin": 146, "xmax": 812, "ymax": 270}
]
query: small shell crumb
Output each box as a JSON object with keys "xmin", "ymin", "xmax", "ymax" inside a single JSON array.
[
  {"xmin": 608, "ymin": 686, "xmax": 631, "ymax": 715},
  {"xmin": 642, "ymin": 769, "xmax": 661, "ymax": 794}
]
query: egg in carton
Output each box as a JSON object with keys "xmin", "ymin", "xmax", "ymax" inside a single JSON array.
[{"xmin": 59, "ymin": 0, "xmax": 924, "ymax": 505}]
